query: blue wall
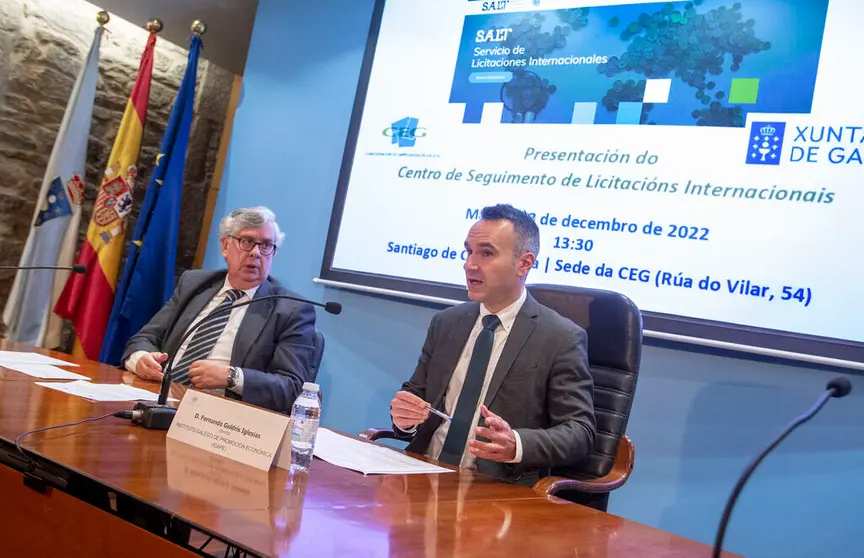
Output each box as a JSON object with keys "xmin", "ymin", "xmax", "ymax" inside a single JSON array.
[{"xmin": 203, "ymin": 2, "xmax": 864, "ymax": 556}]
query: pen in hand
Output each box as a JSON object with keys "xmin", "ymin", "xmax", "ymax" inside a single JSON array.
[{"xmin": 426, "ymin": 404, "xmax": 452, "ymax": 422}]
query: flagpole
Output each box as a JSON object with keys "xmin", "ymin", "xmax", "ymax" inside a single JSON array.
[{"xmin": 147, "ymin": 18, "xmax": 164, "ymax": 33}]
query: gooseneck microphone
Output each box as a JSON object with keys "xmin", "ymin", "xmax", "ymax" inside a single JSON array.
[
  {"xmin": 0, "ymin": 264, "xmax": 86, "ymax": 273},
  {"xmin": 712, "ymin": 376, "xmax": 852, "ymax": 558},
  {"xmin": 130, "ymin": 293, "xmax": 342, "ymax": 430}
]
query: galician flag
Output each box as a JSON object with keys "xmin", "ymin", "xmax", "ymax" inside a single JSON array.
[
  {"xmin": 54, "ymin": 32, "xmax": 157, "ymax": 360},
  {"xmin": 2, "ymin": 26, "xmax": 103, "ymax": 348},
  {"xmin": 100, "ymin": 35, "xmax": 203, "ymax": 365}
]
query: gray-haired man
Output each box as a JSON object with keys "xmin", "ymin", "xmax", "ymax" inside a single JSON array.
[{"xmin": 122, "ymin": 206, "xmax": 317, "ymax": 414}]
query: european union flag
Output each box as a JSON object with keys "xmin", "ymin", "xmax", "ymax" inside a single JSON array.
[{"xmin": 99, "ymin": 36, "xmax": 202, "ymax": 365}]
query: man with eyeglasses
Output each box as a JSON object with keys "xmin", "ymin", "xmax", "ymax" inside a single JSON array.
[{"xmin": 121, "ymin": 206, "xmax": 317, "ymax": 414}]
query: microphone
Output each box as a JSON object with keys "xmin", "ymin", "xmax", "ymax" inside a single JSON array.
[
  {"xmin": 130, "ymin": 293, "xmax": 341, "ymax": 430},
  {"xmin": 0, "ymin": 264, "xmax": 86, "ymax": 273},
  {"xmin": 712, "ymin": 376, "xmax": 852, "ymax": 557}
]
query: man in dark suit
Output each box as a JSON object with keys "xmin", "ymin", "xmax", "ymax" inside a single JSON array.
[
  {"xmin": 390, "ymin": 204, "xmax": 595, "ymax": 485},
  {"xmin": 122, "ymin": 206, "xmax": 316, "ymax": 414}
]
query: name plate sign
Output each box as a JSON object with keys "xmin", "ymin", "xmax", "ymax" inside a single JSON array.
[{"xmin": 167, "ymin": 390, "xmax": 290, "ymax": 470}]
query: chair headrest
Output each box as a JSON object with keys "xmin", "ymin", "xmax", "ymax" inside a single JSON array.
[{"xmin": 528, "ymin": 284, "xmax": 642, "ymax": 373}]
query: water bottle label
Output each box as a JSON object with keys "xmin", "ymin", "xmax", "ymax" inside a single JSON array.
[
  {"xmin": 296, "ymin": 394, "xmax": 319, "ymax": 408},
  {"xmin": 291, "ymin": 417, "xmax": 319, "ymax": 442}
]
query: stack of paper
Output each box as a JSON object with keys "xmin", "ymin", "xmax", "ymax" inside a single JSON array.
[
  {"xmin": 313, "ymin": 427, "xmax": 453, "ymax": 475},
  {"xmin": 0, "ymin": 350, "xmax": 79, "ymax": 368},
  {"xmin": 2, "ymin": 350, "xmax": 176, "ymax": 403},
  {"xmin": 35, "ymin": 380, "xmax": 177, "ymax": 402},
  {"xmin": 2, "ymin": 363, "xmax": 89, "ymax": 380}
]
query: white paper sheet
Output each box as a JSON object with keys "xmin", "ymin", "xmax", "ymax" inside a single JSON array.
[
  {"xmin": 35, "ymin": 380, "xmax": 178, "ymax": 402},
  {"xmin": 0, "ymin": 350, "xmax": 79, "ymax": 367},
  {"xmin": 313, "ymin": 427, "xmax": 453, "ymax": 475},
  {"xmin": 3, "ymin": 364, "xmax": 90, "ymax": 380}
]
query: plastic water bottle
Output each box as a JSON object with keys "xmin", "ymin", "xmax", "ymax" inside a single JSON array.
[{"xmin": 289, "ymin": 382, "xmax": 320, "ymax": 473}]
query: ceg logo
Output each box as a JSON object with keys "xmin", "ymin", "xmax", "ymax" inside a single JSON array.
[{"xmin": 383, "ymin": 117, "xmax": 427, "ymax": 148}]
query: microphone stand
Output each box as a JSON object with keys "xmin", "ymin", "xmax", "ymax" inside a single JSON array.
[
  {"xmin": 130, "ymin": 294, "xmax": 341, "ymax": 430},
  {"xmin": 712, "ymin": 377, "xmax": 852, "ymax": 557}
]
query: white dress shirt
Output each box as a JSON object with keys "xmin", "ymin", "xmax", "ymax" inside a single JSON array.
[
  {"xmin": 124, "ymin": 277, "xmax": 259, "ymax": 395},
  {"xmin": 425, "ymin": 287, "xmax": 527, "ymax": 469}
]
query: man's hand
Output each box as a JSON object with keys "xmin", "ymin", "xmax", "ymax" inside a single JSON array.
[
  {"xmin": 469, "ymin": 405, "xmax": 516, "ymax": 462},
  {"xmin": 390, "ymin": 390, "xmax": 430, "ymax": 430},
  {"xmin": 134, "ymin": 352, "xmax": 168, "ymax": 381},
  {"xmin": 188, "ymin": 360, "xmax": 230, "ymax": 389}
]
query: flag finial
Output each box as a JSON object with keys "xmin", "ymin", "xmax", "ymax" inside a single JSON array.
[
  {"xmin": 191, "ymin": 20, "xmax": 207, "ymax": 36},
  {"xmin": 146, "ymin": 19, "xmax": 163, "ymax": 33},
  {"xmin": 96, "ymin": 11, "xmax": 110, "ymax": 26}
]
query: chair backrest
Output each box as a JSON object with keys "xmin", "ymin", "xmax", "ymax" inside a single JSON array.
[
  {"xmin": 527, "ymin": 284, "xmax": 642, "ymax": 480},
  {"xmin": 309, "ymin": 329, "xmax": 325, "ymax": 382}
]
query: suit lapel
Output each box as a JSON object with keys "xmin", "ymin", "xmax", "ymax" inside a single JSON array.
[
  {"xmin": 231, "ymin": 279, "xmax": 272, "ymax": 366},
  {"xmin": 166, "ymin": 279, "xmax": 223, "ymax": 356},
  {"xmin": 483, "ymin": 294, "xmax": 539, "ymax": 408},
  {"xmin": 427, "ymin": 304, "xmax": 479, "ymax": 408}
]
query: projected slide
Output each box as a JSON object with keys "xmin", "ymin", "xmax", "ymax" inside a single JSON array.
[
  {"xmin": 324, "ymin": 0, "xmax": 864, "ymax": 362},
  {"xmin": 450, "ymin": 1, "xmax": 826, "ymax": 127}
]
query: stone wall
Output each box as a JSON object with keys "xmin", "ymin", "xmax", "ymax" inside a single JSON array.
[{"xmin": 0, "ymin": 0, "xmax": 234, "ymax": 346}]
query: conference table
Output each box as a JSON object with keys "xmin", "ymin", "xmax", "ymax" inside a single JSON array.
[{"xmin": 0, "ymin": 340, "xmax": 736, "ymax": 557}]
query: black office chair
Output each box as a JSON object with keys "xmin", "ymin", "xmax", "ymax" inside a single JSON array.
[
  {"xmin": 362, "ymin": 284, "xmax": 642, "ymax": 512},
  {"xmin": 309, "ymin": 329, "xmax": 325, "ymax": 382},
  {"xmin": 527, "ymin": 284, "xmax": 642, "ymax": 511}
]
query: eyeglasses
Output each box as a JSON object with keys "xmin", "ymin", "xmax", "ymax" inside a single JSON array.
[{"xmin": 230, "ymin": 235, "xmax": 277, "ymax": 256}]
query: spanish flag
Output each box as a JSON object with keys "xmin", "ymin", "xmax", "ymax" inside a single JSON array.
[{"xmin": 54, "ymin": 32, "xmax": 156, "ymax": 360}]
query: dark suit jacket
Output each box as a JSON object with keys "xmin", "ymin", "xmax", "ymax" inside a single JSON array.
[
  {"xmin": 395, "ymin": 292, "xmax": 596, "ymax": 485},
  {"xmin": 122, "ymin": 269, "xmax": 317, "ymax": 414}
]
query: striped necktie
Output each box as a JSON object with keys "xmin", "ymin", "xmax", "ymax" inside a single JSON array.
[{"xmin": 171, "ymin": 289, "xmax": 244, "ymax": 385}]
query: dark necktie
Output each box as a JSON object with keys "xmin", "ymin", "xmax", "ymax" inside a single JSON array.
[
  {"xmin": 438, "ymin": 314, "xmax": 501, "ymax": 466},
  {"xmin": 171, "ymin": 289, "xmax": 244, "ymax": 385}
]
